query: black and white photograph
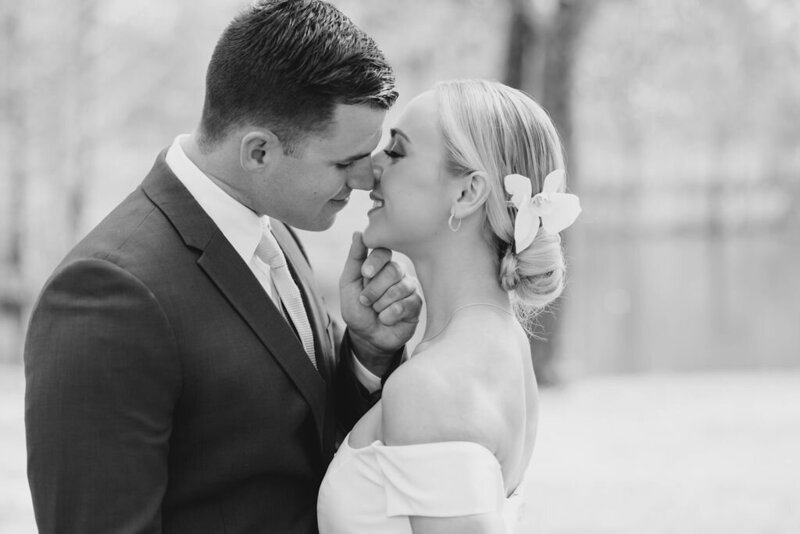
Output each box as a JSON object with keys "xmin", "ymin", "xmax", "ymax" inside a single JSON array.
[{"xmin": 1, "ymin": 0, "xmax": 799, "ymax": 532}]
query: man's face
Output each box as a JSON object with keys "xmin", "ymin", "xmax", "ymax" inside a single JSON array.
[{"xmin": 260, "ymin": 104, "xmax": 386, "ymax": 231}]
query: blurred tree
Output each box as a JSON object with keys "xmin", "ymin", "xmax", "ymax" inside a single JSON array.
[
  {"xmin": 504, "ymin": 0, "xmax": 596, "ymax": 383},
  {"xmin": 0, "ymin": 0, "xmax": 27, "ymax": 362},
  {"xmin": 64, "ymin": 0, "xmax": 98, "ymax": 238},
  {"xmin": 0, "ymin": 0, "xmax": 102, "ymax": 361},
  {"xmin": 566, "ymin": 0, "xmax": 800, "ymax": 374}
]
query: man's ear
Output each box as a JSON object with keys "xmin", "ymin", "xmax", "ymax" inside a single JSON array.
[
  {"xmin": 240, "ymin": 130, "xmax": 281, "ymax": 171},
  {"xmin": 452, "ymin": 171, "xmax": 491, "ymax": 219}
]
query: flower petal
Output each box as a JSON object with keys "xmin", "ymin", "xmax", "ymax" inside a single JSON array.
[
  {"xmin": 542, "ymin": 169, "xmax": 566, "ymax": 195},
  {"xmin": 514, "ymin": 205, "xmax": 540, "ymax": 253},
  {"xmin": 540, "ymin": 193, "xmax": 581, "ymax": 234},
  {"xmin": 504, "ymin": 174, "xmax": 533, "ymax": 209}
]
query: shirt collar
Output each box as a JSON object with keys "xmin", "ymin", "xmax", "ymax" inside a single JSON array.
[{"xmin": 165, "ymin": 135, "xmax": 264, "ymax": 263}]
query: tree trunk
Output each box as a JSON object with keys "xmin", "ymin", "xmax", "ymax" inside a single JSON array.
[
  {"xmin": 504, "ymin": 0, "xmax": 547, "ymax": 98},
  {"xmin": 1, "ymin": 4, "xmax": 25, "ymax": 267},
  {"xmin": 0, "ymin": 2, "xmax": 27, "ymax": 362},
  {"xmin": 504, "ymin": 0, "xmax": 595, "ymax": 384},
  {"xmin": 65, "ymin": 0, "xmax": 97, "ymax": 239}
]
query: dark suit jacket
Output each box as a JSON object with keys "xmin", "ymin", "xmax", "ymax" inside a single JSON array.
[{"xmin": 24, "ymin": 152, "xmax": 379, "ymax": 533}]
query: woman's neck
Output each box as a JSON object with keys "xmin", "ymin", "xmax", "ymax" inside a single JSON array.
[{"xmin": 410, "ymin": 238, "xmax": 510, "ymax": 343}]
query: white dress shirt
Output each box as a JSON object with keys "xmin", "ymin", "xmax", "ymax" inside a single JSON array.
[{"xmin": 165, "ymin": 135, "xmax": 381, "ymax": 392}]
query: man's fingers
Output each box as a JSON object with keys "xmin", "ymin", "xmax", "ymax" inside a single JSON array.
[
  {"xmin": 340, "ymin": 232, "xmax": 369, "ymax": 286},
  {"xmin": 360, "ymin": 247, "xmax": 392, "ymax": 281},
  {"xmin": 377, "ymin": 294, "xmax": 423, "ymax": 326},
  {"xmin": 358, "ymin": 261, "xmax": 405, "ymax": 306},
  {"xmin": 369, "ymin": 276, "xmax": 417, "ymax": 314}
]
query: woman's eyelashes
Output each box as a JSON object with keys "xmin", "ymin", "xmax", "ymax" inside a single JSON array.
[{"xmin": 382, "ymin": 139, "xmax": 404, "ymax": 161}]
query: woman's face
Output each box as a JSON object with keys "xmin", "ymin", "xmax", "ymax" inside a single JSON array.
[{"xmin": 364, "ymin": 91, "xmax": 455, "ymax": 255}]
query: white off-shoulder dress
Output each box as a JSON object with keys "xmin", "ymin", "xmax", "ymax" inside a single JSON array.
[{"xmin": 317, "ymin": 432, "xmax": 527, "ymax": 533}]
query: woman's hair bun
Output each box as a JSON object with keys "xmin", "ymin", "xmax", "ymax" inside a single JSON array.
[
  {"xmin": 499, "ymin": 248, "xmax": 521, "ymax": 292},
  {"xmin": 501, "ymin": 231, "xmax": 565, "ymax": 313}
]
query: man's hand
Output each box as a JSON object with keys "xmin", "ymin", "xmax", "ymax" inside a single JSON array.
[{"xmin": 340, "ymin": 232, "xmax": 422, "ymax": 376}]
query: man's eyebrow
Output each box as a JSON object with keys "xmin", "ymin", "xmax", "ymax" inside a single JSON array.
[
  {"xmin": 339, "ymin": 151, "xmax": 372, "ymax": 163},
  {"xmin": 390, "ymin": 128, "xmax": 411, "ymax": 143}
]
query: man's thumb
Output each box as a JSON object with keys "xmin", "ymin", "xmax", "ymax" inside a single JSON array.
[{"xmin": 340, "ymin": 231, "xmax": 368, "ymax": 286}]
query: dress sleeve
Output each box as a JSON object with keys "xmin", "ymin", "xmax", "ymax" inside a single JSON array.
[{"xmin": 374, "ymin": 441, "xmax": 505, "ymax": 518}]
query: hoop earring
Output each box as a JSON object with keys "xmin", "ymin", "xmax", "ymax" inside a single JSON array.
[{"xmin": 448, "ymin": 209, "xmax": 462, "ymax": 232}]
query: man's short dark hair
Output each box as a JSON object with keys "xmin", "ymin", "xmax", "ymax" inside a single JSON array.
[{"xmin": 199, "ymin": 0, "xmax": 397, "ymax": 154}]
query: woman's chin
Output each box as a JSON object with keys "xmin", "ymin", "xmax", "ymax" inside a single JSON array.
[
  {"xmin": 362, "ymin": 226, "xmax": 383, "ymax": 250},
  {"xmin": 364, "ymin": 222, "xmax": 401, "ymax": 251}
]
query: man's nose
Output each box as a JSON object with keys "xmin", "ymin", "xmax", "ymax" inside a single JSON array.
[{"xmin": 347, "ymin": 157, "xmax": 379, "ymax": 191}]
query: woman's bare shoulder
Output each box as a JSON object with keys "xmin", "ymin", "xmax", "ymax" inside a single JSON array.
[{"xmin": 380, "ymin": 335, "xmax": 507, "ymax": 450}]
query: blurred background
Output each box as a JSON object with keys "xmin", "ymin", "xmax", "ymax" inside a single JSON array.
[{"xmin": 1, "ymin": 0, "xmax": 798, "ymax": 532}]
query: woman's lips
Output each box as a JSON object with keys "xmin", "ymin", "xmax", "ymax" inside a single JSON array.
[{"xmin": 368, "ymin": 198, "xmax": 384, "ymax": 214}]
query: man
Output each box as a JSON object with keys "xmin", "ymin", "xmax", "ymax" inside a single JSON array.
[{"xmin": 24, "ymin": 1, "xmax": 420, "ymax": 532}]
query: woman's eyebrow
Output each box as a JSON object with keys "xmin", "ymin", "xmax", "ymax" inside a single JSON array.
[{"xmin": 390, "ymin": 128, "xmax": 411, "ymax": 144}]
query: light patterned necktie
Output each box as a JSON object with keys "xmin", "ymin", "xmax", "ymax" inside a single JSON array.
[{"xmin": 254, "ymin": 221, "xmax": 317, "ymax": 370}]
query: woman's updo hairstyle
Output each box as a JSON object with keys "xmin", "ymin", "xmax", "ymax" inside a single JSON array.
[{"xmin": 435, "ymin": 79, "xmax": 568, "ymax": 319}]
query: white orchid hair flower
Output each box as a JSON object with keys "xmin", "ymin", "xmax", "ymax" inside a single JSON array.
[{"xmin": 503, "ymin": 169, "xmax": 582, "ymax": 253}]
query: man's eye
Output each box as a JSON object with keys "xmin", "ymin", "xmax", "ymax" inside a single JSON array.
[{"xmin": 336, "ymin": 161, "xmax": 356, "ymax": 170}]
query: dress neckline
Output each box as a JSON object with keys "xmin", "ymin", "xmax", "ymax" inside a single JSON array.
[{"xmin": 345, "ymin": 432, "xmax": 497, "ymax": 459}]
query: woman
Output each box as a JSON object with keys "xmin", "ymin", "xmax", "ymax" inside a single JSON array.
[{"xmin": 317, "ymin": 79, "xmax": 580, "ymax": 533}]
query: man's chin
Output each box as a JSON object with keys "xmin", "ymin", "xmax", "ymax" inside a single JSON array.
[
  {"xmin": 295, "ymin": 214, "xmax": 337, "ymax": 232},
  {"xmin": 298, "ymin": 201, "xmax": 349, "ymax": 231}
]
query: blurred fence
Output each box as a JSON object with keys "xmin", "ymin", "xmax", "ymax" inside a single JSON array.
[
  {"xmin": 563, "ymin": 224, "xmax": 800, "ymax": 376},
  {"xmin": 558, "ymin": 169, "xmax": 800, "ymax": 376}
]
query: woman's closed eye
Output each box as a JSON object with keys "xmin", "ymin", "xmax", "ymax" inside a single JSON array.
[{"xmin": 382, "ymin": 138, "xmax": 404, "ymax": 161}]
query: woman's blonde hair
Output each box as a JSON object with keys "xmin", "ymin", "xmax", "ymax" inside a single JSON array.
[{"xmin": 435, "ymin": 79, "xmax": 568, "ymax": 320}]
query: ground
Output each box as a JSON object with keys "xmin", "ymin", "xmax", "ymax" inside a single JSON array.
[{"xmin": 2, "ymin": 365, "xmax": 798, "ymax": 533}]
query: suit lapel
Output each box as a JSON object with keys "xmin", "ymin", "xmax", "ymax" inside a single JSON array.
[{"xmin": 140, "ymin": 153, "xmax": 327, "ymax": 446}]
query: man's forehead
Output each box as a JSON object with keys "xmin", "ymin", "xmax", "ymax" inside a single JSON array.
[{"xmin": 318, "ymin": 104, "xmax": 386, "ymax": 155}]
